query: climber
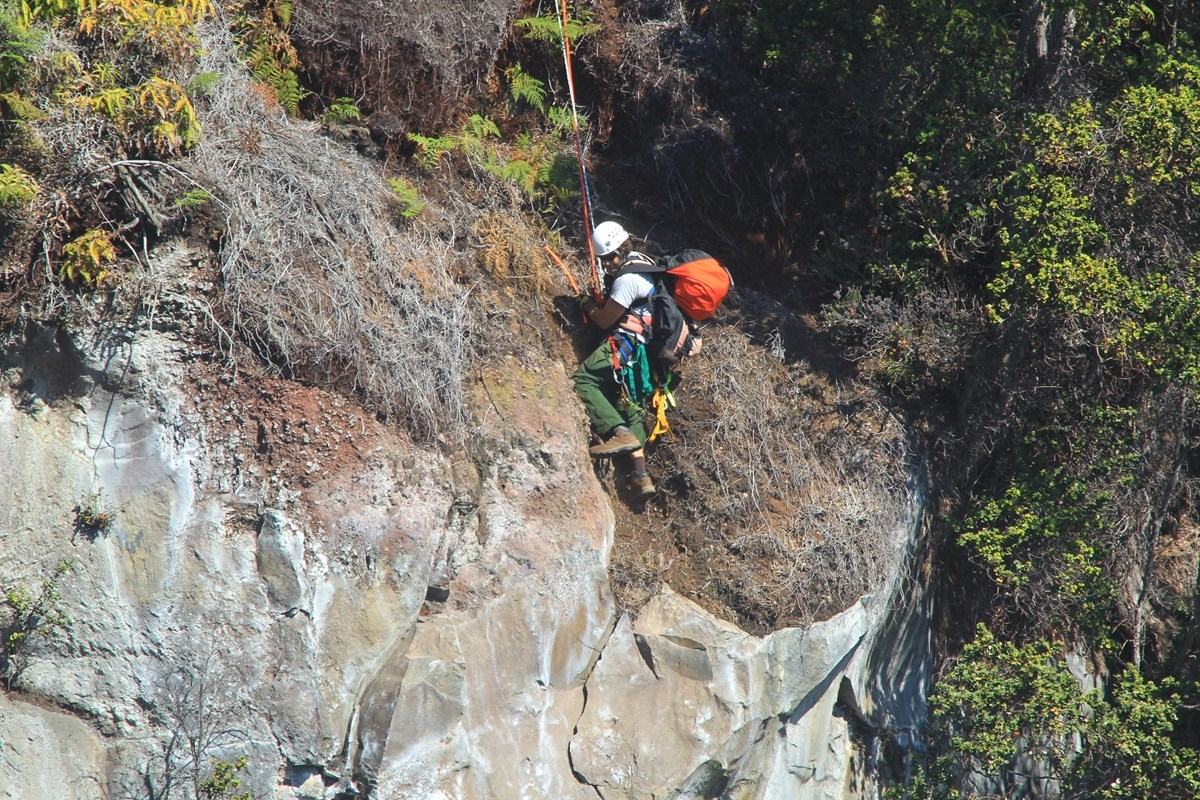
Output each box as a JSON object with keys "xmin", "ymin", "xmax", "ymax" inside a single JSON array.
[{"xmin": 572, "ymin": 220, "xmax": 672, "ymax": 504}]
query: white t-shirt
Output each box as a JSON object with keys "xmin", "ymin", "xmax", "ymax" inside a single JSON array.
[
  {"xmin": 608, "ymin": 271, "xmax": 655, "ymax": 313},
  {"xmin": 608, "ymin": 271, "xmax": 656, "ymax": 341}
]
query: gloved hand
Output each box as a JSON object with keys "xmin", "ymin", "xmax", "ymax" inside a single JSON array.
[{"xmin": 576, "ymin": 293, "xmax": 598, "ymax": 316}]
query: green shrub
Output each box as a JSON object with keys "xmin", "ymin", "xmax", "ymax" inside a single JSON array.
[
  {"xmin": 1, "ymin": 561, "xmax": 72, "ymax": 689},
  {"xmin": 59, "ymin": 228, "xmax": 116, "ymax": 286},
  {"xmin": 199, "ymin": 756, "xmax": 252, "ymax": 800},
  {"xmin": 902, "ymin": 627, "xmax": 1200, "ymax": 800}
]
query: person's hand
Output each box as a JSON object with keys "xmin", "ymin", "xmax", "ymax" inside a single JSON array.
[
  {"xmin": 688, "ymin": 336, "xmax": 703, "ymax": 356},
  {"xmin": 577, "ymin": 294, "xmax": 598, "ymax": 316}
]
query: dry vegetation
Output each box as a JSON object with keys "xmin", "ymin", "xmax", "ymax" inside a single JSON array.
[
  {"xmin": 290, "ymin": 0, "xmax": 519, "ymax": 136},
  {"xmin": 610, "ymin": 289, "xmax": 915, "ymax": 629},
  {"xmin": 0, "ymin": 0, "xmax": 920, "ymax": 638},
  {"xmin": 183, "ymin": 21, "xmax": 481, "ymax": 438}
]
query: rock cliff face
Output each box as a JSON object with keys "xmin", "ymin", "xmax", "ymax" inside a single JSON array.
[{"xmin": 0, "ymin": 278, "xmax": 925, "ymax": 799}]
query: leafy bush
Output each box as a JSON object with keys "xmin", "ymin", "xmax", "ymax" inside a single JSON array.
[
  {"xmin": 59, "ymin": 228, "xmax": 116, "ymax": 286},
  {"xmin": 900, "ymin": 626, "xmax": 1200, "ymax": 800},
  {"xmin": 199, "ymin": 756, "xmax": 252, "ymax": 800},
  {"xmin": 73, "ymin": 491, "xmax": 114, "ymax": 536},
  {"xmin": 1, "ymin": 560, "xmax": 72, "ymax": 690}
]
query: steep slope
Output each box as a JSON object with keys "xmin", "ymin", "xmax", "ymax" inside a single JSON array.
[{"xmin": 0, "ymin": 4, "xmax": 929, "ymax": 800}]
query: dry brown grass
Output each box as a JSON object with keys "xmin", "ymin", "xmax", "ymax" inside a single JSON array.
[
  {"xmin": 183, "ymin": 20, "xmax": 481, "ymax": 438},
  {"xmin": 643, "ymin": 290, "xmax": 914, "ymax": 626},
  {"xmin": 290, "ymin": 0, "xmax": 518, "ymax": 135}
]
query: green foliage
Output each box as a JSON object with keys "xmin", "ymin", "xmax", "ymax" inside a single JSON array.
[
  {"xmin": 461, "ymin": 113, "xmax": 499, "ymax": 144},
  {"xmin": 931, "ymin": 625, "xmax": 1086, "ymax": 782},
  {"xmin": 903, "ymin": 627, "xmax": 1200, "ymax": 800},
  {"xmin": 957, "ymin": 403, "xmax": 1140, "ymax": 640},
  {"xmin": 321, "ymin": 95, "xmax": 361, "ymax": 124},
  {"xmin": 0, "ymin": 162, "xmax": 37, "ymax": 205},
  {"xmin": 1, "ymin": 1, "xmax": 208, "ymax": 158},
  {"xmin": 408, "ymin": 131, "xmax": 457, "ymax": 169},
  {"xmin": 172, "ymin": 188, "xmax": 212, "ymax": 208},
  {"xmin": 199, "ymin": 756, "xmax": 252, "ymax": 800},
  {"xmin": 1069, "ymin": 671, "xmax": 1200, "ymax": 799},
  {"xmin": 234, "ymin": 0, "xmax": 306, "ymax": 115},
  {"xmin": 387, "ymin": 177, "xmax": 426, "ymax": 219},
  {"xmin": 0, "ymin": 12, "xmax": 40, "ymax": 91},
  {"xmin": 959, "ymin": 470, "xmax": 1107, "ymax": 589},
  {"xmin": 514, "ymin": 7, "xmax": 598, "ymax": 44},
  {"xmin": 409, "ymin": 108, "xmax": 578, "ymax": 210},
  {"xmin": 73, "ymin": 492, "xmax": 113, "ymax": 534},
  {"xmin": 0, "ymin": 90, "xmax": 45, "ymax": 120},
  {"xmin": 59, "ymin": 228, "xmax": 116, "ymax": 286},
  {"xmin": 1, "ymin": 560, "xmax": 72, "ymax": 690},
  {"xmin": 247, "ymin": 42, "xmax": 306, "ymax": 115},
  {"xmin": 504, "ymin": 63, "xmax": 546, "ymax": 113},
  {"xmin": 409, "ymin": 114, "xmax": 499, "ymax": 168},
  {"xmin": 187, "ymin": 70, "xmax": 221, "ymax": 96},
  {"xmin": 546, "ymin": 104, "xmax": 576, "ymax": 135}
]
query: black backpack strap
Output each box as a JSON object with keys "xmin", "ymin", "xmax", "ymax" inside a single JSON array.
[{"xmin": 613, "ymin": 251, "xmax": 666, "ymax": 279}]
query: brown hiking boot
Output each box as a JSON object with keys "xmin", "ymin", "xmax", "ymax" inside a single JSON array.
[
  {"xmin": 589, "ymin": 426, "xmax": 641, "ymax": 457},
  {"xmin": 626, "ymin": 471, "xmax": 657, "ymax": 502}
]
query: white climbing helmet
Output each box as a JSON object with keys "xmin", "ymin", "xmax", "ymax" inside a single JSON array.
[{"xmin": 591, "ymin": 221, "xmax": 630, "ymax": 257}]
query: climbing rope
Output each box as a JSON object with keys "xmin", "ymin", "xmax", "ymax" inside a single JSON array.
[{"xmin": 557, "ymin": 0, "xmax": 602, "ymax": 298}]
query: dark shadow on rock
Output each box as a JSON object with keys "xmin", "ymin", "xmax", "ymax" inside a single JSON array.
[{"xmin": 552, "ymin": 294, "xmax": 603, "ymax": 363}]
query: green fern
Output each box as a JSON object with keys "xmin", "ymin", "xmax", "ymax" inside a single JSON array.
[
  {"xmin": 458, "ymin": 114, "xmax": 499, "ymax": 159},
  {"xmin": 539, "ymin": 153, "xmax": 581, "ymax": 204},
  {"xmin": 249, "ymin": 50, "xmax": 306, "ymax": 115},
  {"xmin": 321, "ymin": 96, "xmax": 361, "ymax": 124},
  {"xmin": 0, "ymin": 163, "xmax": 38, "ymax": 206},
  {"xmin": 504, "ymin": 64, "xmax": 546, "ymax": 113},
  {"xmin": 387, "ymin": 177, "xmax": 427, "ymax": 219},
  {"xmin": 274, "ymin": 67, "xmax": 304, "ymax": 114},
  {"xmin": 515, "ymin": 8, "xmax": 599, "ymax": 43},
  {"xmin": 463, "ymin": 114, "xmax": 499, "ymax": 140},
  {"xmin": 245, "ymin": 35, "xmax": 307, "ymax": 116},
  {"xmin": 172, "ymin": 188, "xmax": 211, "ymax": 208},
  {"xmin": 408, "ymin": 132, "xmax": 457, "ymax": 168},
  {"xmin": 546, "ymin": 104, "xmax": 576, "ymax": 135},
  {"xmin": 485, "ymin": 153, "xmax": 537, "ymax": 190}
]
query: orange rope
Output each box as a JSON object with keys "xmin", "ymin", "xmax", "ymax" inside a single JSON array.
[
  {"xmin": 543, "ymin": 246, "xmax": 580, "ymax": 295},
  {"xmin": 557, "ymin": 0, "xmax": 602, "ymax": 298}
]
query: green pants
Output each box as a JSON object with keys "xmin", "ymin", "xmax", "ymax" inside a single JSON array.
[{"xmin": 573, "ymin": 338, "xmax": 648, "ymax": 444}]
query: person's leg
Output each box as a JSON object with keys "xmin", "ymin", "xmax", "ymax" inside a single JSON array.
[
  {"xmin": 623, "ymin": 447, "xmax": 656, "ymax": 501},
  {"xmin": 572, "ymin": 341, "xmax": 626, "ymax": 438}
]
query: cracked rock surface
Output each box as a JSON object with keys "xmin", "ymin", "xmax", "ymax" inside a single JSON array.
[{"xmin": 0, "ymin": 313, "xmax": 925, "ymax": 800}]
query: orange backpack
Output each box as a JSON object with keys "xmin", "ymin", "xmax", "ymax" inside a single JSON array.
[
  {"xmin": 662, "ymin": 249, "xmax": 731, "ymax": 320},
  {"xmin": 616, "ymin": 248, "xmax": 732, "ymax": 321}
]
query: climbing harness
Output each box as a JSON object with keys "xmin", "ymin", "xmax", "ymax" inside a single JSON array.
[{"xmin": 557, "ymin": 0, "xmax": 602, "ymax": 298}]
